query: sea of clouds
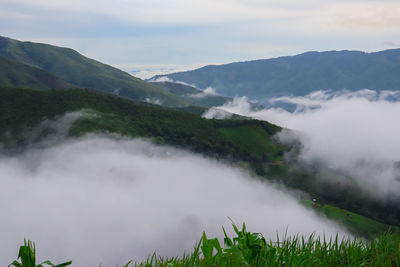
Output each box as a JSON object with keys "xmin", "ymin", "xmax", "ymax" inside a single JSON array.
[{"xmin": 0, "ymin": 126, "xmax": 344, "ymax": 265}]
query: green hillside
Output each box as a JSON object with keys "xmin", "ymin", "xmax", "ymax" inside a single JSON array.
[
  {"xmin": 301, "ymin": 200, "xmax": 398, "ymax": 237},
  {"xmin": 0, "ymin": 36, "xmax": 187, "ymax": 106},
  {"xmin": 0, "ymin": 87, "xmax": 284, "ymax": 164},
  {"xmin": 1, "ymin": 87, "xmax": 398, "ymax": 236},
  {"xmin": 0, "ymin": 56, "xmax": 72, "ymax": 90}
]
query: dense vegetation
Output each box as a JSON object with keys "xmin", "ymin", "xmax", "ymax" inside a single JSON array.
[
  {"xmin": 157, "ymin": 49, "xmax": 400, "ymax": 98},
  {"xmin": 0, "ymin": 87, "xmax": 284, "ymax": 165},
  {"xmin": 0, "ymin": 36, "xmax": 186, "ymax": 106},
  {"xmin": 1, "ymin": 87, "xmax": 399, "ymax": 235},
  {"xmin": 11, "ymin": 224, "xmax": 400, "ymax": 267}
]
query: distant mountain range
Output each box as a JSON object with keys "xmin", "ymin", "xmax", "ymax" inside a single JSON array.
[
  {"xmin": 4, "ymin": 36, "xmax": 399, "ymax": 107},
  {"xmin": 153, "ymin": 49, "xmax": 400, "ymax": 99}
]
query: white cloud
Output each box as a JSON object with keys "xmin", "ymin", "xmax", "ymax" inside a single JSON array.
[
  {"xmin": 148, "ymin": 76, "xmax": 174, "ymax": 83},
  {"xmin": 188, "ymin": 87, "xmax": 218, "ymax": 98},
  {"xmin": 148, "ymin": 76, "xmax": 199, "ymax": 88},
  {"xmin": 145, "ymin": 97, "xmax": 162, "ymax": 105},
  {"xmin": 203, "ymin": 96, "xmax": 252, "ymax": 118},
  {"xmin": 202, "ymin": 108, "xmax": 234, "ymax": 119},
  {"xmin": 205, "ymin": 90, "xmax": 400, "ymax": 198},
  {"xmin": 0, "ymin": 134, "xmax": 345, "ymax": 266},
  {"xmin": 113, "ymin": 63, "xmax": 214, "ymax": 80}
]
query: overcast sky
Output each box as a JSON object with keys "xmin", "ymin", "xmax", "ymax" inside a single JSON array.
[{"xmin": 1, "ymin": 0, "xmax": 400, "ymax": 77}]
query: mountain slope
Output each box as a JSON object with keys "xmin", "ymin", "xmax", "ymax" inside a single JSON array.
[
  {"xmin": 155, "ymin": 49, "xmax": 400, "ymax": 98},
  {"xmin": 0, "ymin": 55, "xmax": 72, "ymax": 90},
  {"xmin": 0, "ymin": 36, "xmax": 186, "ymax": 106},
  {"xmin": 0, "ymin": 87, "xmax": 284, "ymax": 164}
]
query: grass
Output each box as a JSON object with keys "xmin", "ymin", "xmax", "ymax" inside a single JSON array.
[
  {"xmin": 11, "ymin": 224, "xmax": 400, "ymax": 267},
  {"xmin": 129, "ymin": 224, "xmax": 400, "ymax": 267},
  {"xmin": 9, "ymin": 239, "xmax": 71, "ymax": 267},
  {"xmin": 218, "ymin": 125, "xmax": 283, "ymax": 161},
  {"xmin": 302, "ymin": 200, "xmax": 400, "ymax": 237}
]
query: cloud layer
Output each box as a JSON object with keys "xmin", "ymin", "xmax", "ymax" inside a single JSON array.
[
  {"xmin": 0, "ymin": 135, "xmax": 344, "ymax": 266},
  {"xmin": 204, "ymin": 90, "xmax": 400, "ymax": 198}
]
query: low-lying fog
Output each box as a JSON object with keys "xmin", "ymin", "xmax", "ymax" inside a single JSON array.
[
  {"xmin": 0, "ymin": 134, "xmax": 344, "ymax": 266},
  {"xmin": 204, "ymin": 89, "xmax": 400, "ymax": 199}
]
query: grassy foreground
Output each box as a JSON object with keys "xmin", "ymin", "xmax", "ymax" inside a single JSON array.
[
  {"xmin": 11, "ymin": 224, "xmax": 400, "ymax": 267},
  {"xmin": 131, "ymin": 225, "xmax": 400, "ymax": 267}
]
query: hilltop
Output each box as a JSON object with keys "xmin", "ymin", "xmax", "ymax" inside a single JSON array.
[{"xmin": 0, "ymin": 36, "xmax": 188, "ymax": 106}]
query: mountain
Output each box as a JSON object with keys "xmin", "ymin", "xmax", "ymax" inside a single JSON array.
[
  {"xmin": 154, "ymin": 49, "xmax": 400, "ymax": 99},
  {"xmin": 0, "ymin": 36, "xmax": 186, "ymax": 106},
  {"xmin": 150, "ymin": 81, "xmax": 231, "ymax": 107}
]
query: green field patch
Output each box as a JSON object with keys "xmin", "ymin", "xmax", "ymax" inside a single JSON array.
[
  {"xmin": 302, "ymin": 200, "xmax": 399, "ymax": 237},
  {"xmin": 218, "ymin": 125, "xmax": 283, "ymax": 161}
]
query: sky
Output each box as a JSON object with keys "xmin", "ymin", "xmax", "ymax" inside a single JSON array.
[{"xmin": 1, "ymin": 0, "xmax": 400, "ymax": 78}]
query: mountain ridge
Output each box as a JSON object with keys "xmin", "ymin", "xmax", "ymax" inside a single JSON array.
[
  {"xmin": 0, "ymin": 35, "xmax": 188, "ymax": 106},
  {"xmin": 154, "ymin": 48, "xmax": 400, "ymax": 99}
]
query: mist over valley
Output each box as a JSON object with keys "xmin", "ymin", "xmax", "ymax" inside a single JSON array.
[{"xmin": 1, "ymin": 5, "xmax": 400, "ymax": 263}]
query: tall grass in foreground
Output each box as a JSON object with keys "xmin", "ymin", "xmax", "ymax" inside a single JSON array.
[
  {"xmin": 9, "ymin": 239, "xmax": 71, "ymax": 267},
  {"xmin": 131, "ymin": 224, "xmax": 400, "ymax": 267},
  {"xmin": 10, "ymin": 224, "xmax": 400, "ymax": 266}
]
